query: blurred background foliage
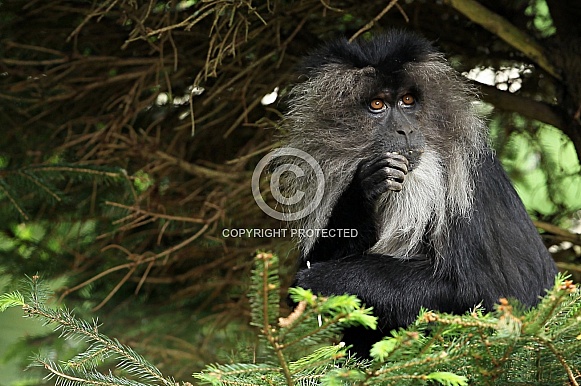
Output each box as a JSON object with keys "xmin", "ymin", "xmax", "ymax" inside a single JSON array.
[{"xmin": 0, "ymin": 0, "xmax": 580, "ymax": 384}]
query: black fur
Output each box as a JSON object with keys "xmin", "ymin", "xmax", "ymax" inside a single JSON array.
[
  {"xmin": 301, "ymin": 31, "xmax": 436, "ymax": 75},
  {"xmin": 288, "ymin": 31, "xmax": 557, "ymax": 356},
  {"xmin": 295, "ymin": 155, "xmax": 556, "ymax": 354}
]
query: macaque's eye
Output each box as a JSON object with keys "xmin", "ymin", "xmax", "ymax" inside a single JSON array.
[
  {"xmin": 369, "ymin": 98, "xmax": 386, "ymax": 112},
  {"xmin": 400, "ymin": 94, "xmax": 416, "ymax": 107}
]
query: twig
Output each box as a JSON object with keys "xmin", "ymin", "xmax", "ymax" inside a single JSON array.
[
  {"xmin": 105, "ymin": 201, "xmax": 208, "ymax": 224},
  {"xmin": 320, "ymin": 0, "xmax": 343, "ymax": 13},
  {"xmin": 349, "ymin": 0, "xmax": 400, "ymax": 42},
  {"xmin": 153, "ymin": 150, "xmax": 237, "ymax": 181},
  {"xmin": 92, "ymin": 261, "xmax": 138, "ymax": 311},
  {"xmin": 67, "ymin": 0, "xmax": 121, "ymax": 42}
]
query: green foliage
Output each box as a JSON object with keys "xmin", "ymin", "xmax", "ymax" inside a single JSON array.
[
  {"xmin": 525, "ymin": 0, "xmax": 556, "ymax": 37},
  {"xmin": 0, "ymin": 291, "xmax": 25, "ymax": 312},
  {"xmin": 0, "ymin": 221, "xmax": 97, "ymax": 265},
  {"xmin": 491, "ymin": 118, "xmax": 581, "ymax": 220},
  {"xmin": 2, "ymin": 256, "xmax": 581, "ymax": 386},
  {"xmin": 0, "ymin": 163, "xmax": 130, "ymax": 222},
  {"xmin": 240, "ymin": 252, "xmax": 374, "ymax": 384},
  {"xmin": 0, "ymin": 275, "xmax": 178, "ymax": 386},
  {"xmin": 196, "ymin": 255, "xmax": 581, "ymax": 385}
]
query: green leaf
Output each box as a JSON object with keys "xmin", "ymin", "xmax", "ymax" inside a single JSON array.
[
  {"xmin": 425, "ymin": 371, "xmax": 468, "ymax": 386},
  {"xmin": 369, "ymin": 336, "xmax": 398, "ymax": 361},
  {"xmin": 0, "ymin": 291, "xmax": 25, "ymax": 311}
]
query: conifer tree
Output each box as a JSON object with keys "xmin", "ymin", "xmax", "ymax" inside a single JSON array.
[{"xmin": 2, "ymin": 254, "xmax": 580, "ymax": 385}]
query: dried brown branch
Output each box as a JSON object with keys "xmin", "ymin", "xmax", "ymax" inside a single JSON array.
[
  {"xmin": 106, "ymin": 201, "xmax": 209, "ymax": 224},
  {"xmin": 152, "ymin": 150, "xmax": 239, "ymax": 181}
]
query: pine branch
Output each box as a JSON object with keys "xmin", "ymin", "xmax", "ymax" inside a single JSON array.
[
  {"xmin": 196, "ymin": 255, "xmax": 581, "ymax": 385},
  {"xmin": 197, "ymin": 252, "xmax": 375, "ymax": 385},
  {"xmin": 35, "ymin": 356, "xmax": 153, "ymax": 386},
  {"xmin": 250, "ymin": 253, "xmax": 302, "ymax": 384},
  {"xmin": 1, "ymin": 275, "xmax": 178, "ymax": 386},
  {"xmin": 0, "ymin": 179, "xmax": 30, "ymax": 220},
  {"xmin": 0, "ymin": 163, "xmax": 129, "ymax": 221},
  {"xmin": 1, "ymin": 257, "xmax": 580, "ymax": 386}
]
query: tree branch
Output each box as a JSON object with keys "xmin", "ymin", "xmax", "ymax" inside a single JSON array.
[
  {"xmin": 445, "ymin": 0, "xmax": 561, "ymax": 80},
  {"xmin": 475, "ymin": 82, "xmax": 567, "ymax": 130},
  {"xmin": 477, "ymin": 82, "xmax": 581, "ymax": 161}
]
